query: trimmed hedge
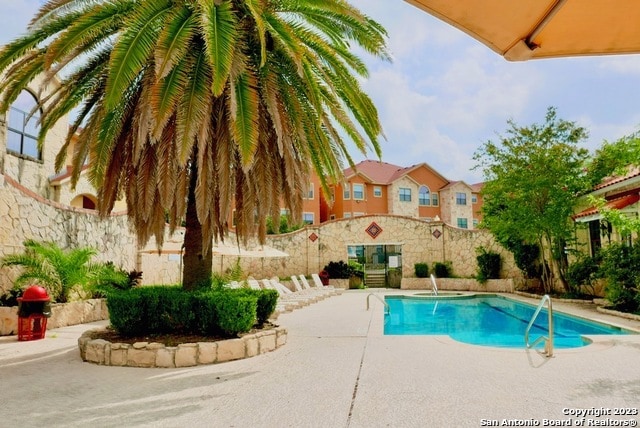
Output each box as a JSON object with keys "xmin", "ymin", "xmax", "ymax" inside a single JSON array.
[
  {"xmin": 414, "ymin": 263, "xmax": 429, "ymax": 278},
  {"xmin": 107, "ymin": 286, "xmax": 277, "ymax": 337}
]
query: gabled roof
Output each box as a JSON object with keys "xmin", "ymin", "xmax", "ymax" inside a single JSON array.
[
  {"xmin": 470, "ymin": 182, "xmax": 484, "ymax": 192},
  {"xmin": 344, "ymin": 159, "xmax": 450, "ymax": 186},
  {"xmin": 440, "ymin": 180, "xmax": 475, "ymax": 191}
]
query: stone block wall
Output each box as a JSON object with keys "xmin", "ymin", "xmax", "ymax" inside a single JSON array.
[{"xmin": 0, "ymin": 175, "xmax": 137, "ymax": 294}]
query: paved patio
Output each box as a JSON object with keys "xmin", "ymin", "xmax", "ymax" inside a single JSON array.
[{"xmin": 1, "ymin": 290, "xmax": 639, "ymax": 428}]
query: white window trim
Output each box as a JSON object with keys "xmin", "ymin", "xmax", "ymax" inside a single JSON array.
[{"xmin": 353, "ymin": 183, "xmax": 365, "ymax": 200}]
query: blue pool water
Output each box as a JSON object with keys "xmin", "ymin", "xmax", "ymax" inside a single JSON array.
[{"xmin": 384, "ymin": 295, "xmax": 633, "ymax": 349}]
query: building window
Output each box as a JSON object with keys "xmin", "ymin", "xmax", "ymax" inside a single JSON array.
[
  {"xmin": 343, "ymin": 184, "xmax": 350, "ymax": 200},
  {"xmin": 431, "ymin": 192, "xmax": 439, "ymax": 206},
  {"xmin": 456, "ymin": 192, "xmax": 467, "ymax": 205},
  {"xmin": 303, "ymin": 212, "xmax": 314, "ymax": 224},
  {"xmin": 6, "ymin": 90, "xmax": 42, "ymax": 160},
  {"xmin": 419, "ymin": 186, "xmax": 430, "ymax": 206},
  {"xmin": 399, "ymin": 188, "xmax": 411, "ymax": 202},
  {"xmin": 373, "ymin": 186, "xmax": 382, "ymax": 197},
  {"xmin": 457, "ymin": 218, "xmax": 468, "ymax": 229},
  {"xmin": 304, "ymin": 183, "xmax": 314, "ymax": 199},
  {"xmin": 473, "ymin": 218, "xmax": 479, "ymax": 228},
  {"xmin": 353, "ymin": 212, "xmax": 365, "ymax": 217},
  {"xmin": 344, "ymin": 212, "xmax": 352, "ymax": 218},
  {"xmin": 472, "ymin": 194, "xmax": 478, "ymax": 204},
  {"xmin": 353, "ymin": 183, "xmax": 364, "ymax": 200},
  {"xmin": 330, "ymin": 214, "xmax": 336, "ymax": 220}
]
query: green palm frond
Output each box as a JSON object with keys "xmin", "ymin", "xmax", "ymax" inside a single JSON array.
[
  {"xmin": 175, "ymin": 47, "xmax": 212, "ymax": 164},
  {"xmin": 155, "ymin": 5, "xmax": 196, "ymax": 79},
  {"xmin": 197, "ymin": 0, "xmax": 237, "ymax": 96},
  {"xmin": 230, "ymin": 67, "xmax": 260, "ymax": 167},
  {"xmin": 104, "ymin": 0, "xmax": 171, "ymax": 109}
]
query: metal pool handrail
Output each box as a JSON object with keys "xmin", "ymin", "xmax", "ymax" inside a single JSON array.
[
  {"xmin": 430, "ymin": 274, "xmax": 438, "ymax": 296},
  {"xmin": 525, "ymin": 294, "xmax": 554, "ymax": 357},
  {"xmin": 366, "ymin": 293, "xmax": 390, "ymax": 314}
]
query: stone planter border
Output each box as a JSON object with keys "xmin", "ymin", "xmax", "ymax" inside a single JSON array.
[
  {"xmin": 78, "ymin": 326, "xmax": 288, "ymax": 368},
  {"xmin": 1, "ymin": 298, "xmax": 108, "ymax": 336}
]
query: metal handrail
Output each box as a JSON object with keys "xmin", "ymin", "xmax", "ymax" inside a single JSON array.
[
  {"xmin": 430, "ymin": 274, "xmax": 438, "ymax": 296},
  {"xmin": 525, "ymin": 294, "xmax": 554, "ymax": 357},
  {"xmin": 366, "ymin": 293, "xmax": 390, "ymax": 314}
]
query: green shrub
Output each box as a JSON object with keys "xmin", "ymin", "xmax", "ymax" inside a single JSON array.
[
  {"xmin": 213, "ymin": 292, "xmax": 257, "ymax": 335},
  {"xmin": 433, "ymin": 262, "xmax": 452, "ymax": 278},
  {"xmin": 233, "ymin": 288, "xmax": 278, "ymax": 326},
  {"xmin": 0, "ymin": 287, "xmax": 22, "ymax": 307},
  {"xmin": 414, "ymin": 263, "xmax": 429, "ymax": 278},
  {"xmin": 599, "ymin": 243, "xmax": 640, "ymax": 313},
  {"xmin": 505, "ymin": 239, "xmax": 540, "ymax": 279},
  {"xmin": 565, "ymin": 254, "xmax": 601, "ymax": 297},
  {"xmin": 323, "ymin": 261, "xmax": 352, "ymax": 279},
  {"xmin": 349, "ymin": 261, "xmax": 364, "ymax": 279},
  {"xmin": 106, "ymin": 288, "xmax": 149, "ymax": 336},
  {"xmin": 476, "ymin": 247, "xmax": 501, "ymax": 283},
  {"xmin": 107, "ymin": 286, "xmax": 261, "ymax": 337}
]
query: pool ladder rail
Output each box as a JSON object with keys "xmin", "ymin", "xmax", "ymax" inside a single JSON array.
[
  {"xmin": 366, "ymin": 293, "xmax": 390, "ymax": 315},
  {"xmin": 430, "ymin": 274, "xmax": 438, "ymax": 296},
  {"xmin": 525, "ymin": 294, "xmax": 554, "ymax": 357}
]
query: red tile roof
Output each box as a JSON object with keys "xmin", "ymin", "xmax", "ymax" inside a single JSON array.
[
  {"xmin": 593, "ymin": 167, "xmax": 640, "ymax": 190},
  {"xmin": 344, "ymin": 160, "xmax": 413, "ymax": 184},
  {"xmin": 573, "ymin": 193, "xmax": 640, "ymax": 219}
]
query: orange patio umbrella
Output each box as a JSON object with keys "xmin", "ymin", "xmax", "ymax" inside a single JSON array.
[{"xmin": 405, "ymin": 0, "xmax": 640, "ymax": 61}]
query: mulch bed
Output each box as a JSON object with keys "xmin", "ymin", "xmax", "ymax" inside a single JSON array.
[{"xmin": 89, "ymin": 322, "xmax": 278, "ymax": 347}]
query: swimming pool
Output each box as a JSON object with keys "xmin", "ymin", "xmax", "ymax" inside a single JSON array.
[{"xmin": 384, "ymin": 294, "xmax": 633, "ymax": 349}]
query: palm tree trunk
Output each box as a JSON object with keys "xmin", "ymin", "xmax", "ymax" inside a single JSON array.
[{"xmin": 182, "ymin": 153, "xmax": 212, "ymax": 290}]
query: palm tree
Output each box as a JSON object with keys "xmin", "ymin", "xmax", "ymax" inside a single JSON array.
[
  {"xmin": 0, "ymin": 0, "xmax": 390, "ymax": 289},
  {"xmin": 0, "ymin": 240, "xmax": 97, "ymax": 303}
]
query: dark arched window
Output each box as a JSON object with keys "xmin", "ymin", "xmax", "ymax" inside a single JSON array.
[{"xmin": 6, "ymin": 90, "xmax": 42, "ymax": 160}]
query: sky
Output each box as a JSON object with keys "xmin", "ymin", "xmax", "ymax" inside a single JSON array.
[{"xmin": 2, "ymin": 0, "xmax": 640, "ymax": 184}]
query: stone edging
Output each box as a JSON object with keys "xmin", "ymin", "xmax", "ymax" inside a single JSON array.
[
  {"xmin": 78, "ymin": 326, "xmax": 288, "ymax": 368},
  {"xmin": 596, "ymin": 307, "xmax": 640, "ymax": 322}
]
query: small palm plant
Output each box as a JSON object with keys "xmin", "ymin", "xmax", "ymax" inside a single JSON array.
[{"xmin": 1, "ymin": 240, "xmax": 98, "ymax": 303}]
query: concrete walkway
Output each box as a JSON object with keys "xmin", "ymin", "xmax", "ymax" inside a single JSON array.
[{"xmin": 1, "ymin": 290, "xmax": 639, "ymax": 428}]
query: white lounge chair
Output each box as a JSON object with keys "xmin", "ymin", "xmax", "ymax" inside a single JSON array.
[{"xmin": 247, "ymin": 278, "xmax": 262, "ymax": 290}]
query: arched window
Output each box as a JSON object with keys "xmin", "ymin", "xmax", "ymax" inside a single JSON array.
[
  {"xmin": 419, "ymin": 186, "xmax": 431, "ymax": 206},
  {"xmin": 6, "ymin": 90, "xmax": 42, "ymax": 160}
]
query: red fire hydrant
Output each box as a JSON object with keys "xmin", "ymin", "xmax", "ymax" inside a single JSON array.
[{"xmin": 17, "ymin": 286, "xmax": 52, "ymax": 341}]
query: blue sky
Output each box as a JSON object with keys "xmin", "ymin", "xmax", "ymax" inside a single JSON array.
[{"xmin": 3, "ymin": 0, "xmax": 640, "ymax": 184}]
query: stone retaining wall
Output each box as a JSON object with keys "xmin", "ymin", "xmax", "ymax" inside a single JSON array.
[
  {"xmin": 78, "ymin": 326, "xmax": 288, "ymax": 368},
  {"xmin": 401, "ymin": 277, "xmax": 514, "ymax": 292},
  {"xmin": 0, "ymin": 298, "xmax": 108, "ymax": 336}
]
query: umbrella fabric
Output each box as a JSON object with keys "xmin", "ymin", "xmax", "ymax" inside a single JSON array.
[{"xmin": 406, "ymin": 0, "xmax": 640, "ymax": 60}]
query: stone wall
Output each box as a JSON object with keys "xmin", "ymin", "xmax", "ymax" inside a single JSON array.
[
  {"xmin": 0, "ymin": 298, "xmax": 108, "ymax": 336},
  {"xmin": 0, "ymin": 175, "xmax": 137, "ymax": 294}
]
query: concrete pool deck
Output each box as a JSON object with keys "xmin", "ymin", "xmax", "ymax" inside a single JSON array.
[{"xmin": 1, "ymin": 290, "xmax": 639, "ymax": 427}]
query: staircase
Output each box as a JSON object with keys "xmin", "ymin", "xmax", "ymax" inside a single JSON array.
[{"xmin": 365, "ymin": 269, "xmax": 386, "ymax": 288}]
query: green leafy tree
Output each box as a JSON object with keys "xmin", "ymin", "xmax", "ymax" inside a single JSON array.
[
  {"xmin": 473, "ymin": 107, "xmax": 590, "ymax": 293},
  {"xmin": 585, "ymin": 132, "xmax": 640, "ymax": 188},
  {"xmin": 0, "ymin": 0, "xmax": 390, "ymax": 290},
  {"xmin": 584, "ymin": 131, "xmax": 640, "ymax": 238},
  {"xmin": 1, "ymin": 240, "xmax": 97, "ymax": 303}
]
